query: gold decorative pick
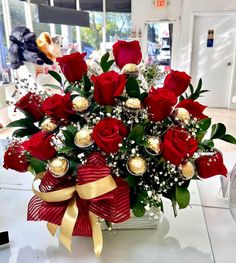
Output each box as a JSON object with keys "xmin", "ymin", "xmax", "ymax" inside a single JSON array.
[
  {"xmin": 125, "ymin": 98, "xmax": 142, "ymax": 110},
  {"xmin": 122, "ymin": 63, "xmax": 139, "ymax": 75},
  {"xmin": 146, "ymin": 136, "xmax": 161, "ymax": 155},
  {"xmin": 49, "ymin": 156, "xmax": 69, "ymax": 177},
  {"xmin": 127, "ymin": 156, "xmax": 147, "ymax": 176},
  {"xmin": 174, "ymin": 108, "xmax": 190, "ymax": 124},
  {"xmin": 74, "ymin": 128, "xmax": 93, "ymax": 148},
  {"xmin": 72, "ymin": 96, "xmax": 90, "ymax": 112},
  {"xmin": 41, "ymin": 118, "xmax": 58, "ymax": 133},
  {"xmin": 180, "ymin": 161, "xmax": 195, "ymax": 180}
]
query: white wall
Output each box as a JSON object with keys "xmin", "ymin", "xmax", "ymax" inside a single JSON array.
[
  {"xmin": 131, "ymin": 0, "xmax": 182, "ymax": 69},
  {"xmin": 131, "ymin": 0, "xmax": 236, "ymax": 108}
]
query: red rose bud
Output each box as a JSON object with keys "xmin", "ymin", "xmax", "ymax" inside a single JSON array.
[
  {"xmin": 176, "ymin": 99, "xmax": 208, "ymax": 120},
  {"xmin": 112, "ymin": 40, "xmax": 142, "ymax": 69},
  {"xmin": 144, "ymin": 87, "xmax": 177, "ymax": 122},
  {"xmin": 3, "ymin": 142, "xmax": 29, "ymax": 172},
  {"xmin": 163, "ymin": 70, "xmax": 191, "ymax": 97},
  {"xmin": 56, "ymin": 52, "xmax": 87, "ymax": 83},
  {"xmin": 91, "ymin": 71, "xmax": 126, "ymax": 106},
  {"xmin": 161, "ymin": 127, "xmax": 198, "ymax": 166},
  {"xmin": 195, "ymin": 152, "xmax": 227, "ymax": 179},
  {"xmin": 15, "ymin": 92, "xmax": 44, "ymax": 122},
  {"xmin": 42, "ymin": 93, "xmax": 75, "ymax": 122},
  {"xmin": 23, "ymin": 131, "xmax": 56, "ymax": 160},
  {"xmin": 93, "ymin": 117, "xmax": 128, "ymax": 153}
]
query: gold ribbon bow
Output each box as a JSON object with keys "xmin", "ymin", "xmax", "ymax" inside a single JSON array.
[{"xmin": 32, "ymin": 173, "xmax": 117, "ymax": 256}]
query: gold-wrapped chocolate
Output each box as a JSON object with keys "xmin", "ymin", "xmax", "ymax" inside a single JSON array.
[
  {"xmin": 41, "ymin": 118, "xmax": 58, "ymax": 133},
  {"xmin": 173, "ymin": 108, "xmax": 190, "ymax": 124},
  {"xmin": 74, "ymin": 128, "xmax": 93, "ymax": 148},
  {"xmin": 122, "ymin": 63, "xmax": 139, "ymax": 77},
  {"xmin": 72, "ymin": 96, "xmax": 90, "ymax": 112},
  {"xmin": 49, "ymin": 156, "xmax": 69, "ymax": 177},
  {"xmin": 127, "ymin": 155, "xmax": 147, "ymax": 176},
  {"xmin": 125, "ymin": 98, "xmax": 142, "ymax": 110},
  {"xmin": 179, "ymin": 161, "xmax": 195, "ymax": 180},
  {"xmin": 146, "ymin": 136, "xmax": 161, "ymax": 155}
]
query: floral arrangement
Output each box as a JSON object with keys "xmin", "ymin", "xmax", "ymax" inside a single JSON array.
[{"xmin": 3, "ymin": 40, "xmax": 236, "ymax": 256}]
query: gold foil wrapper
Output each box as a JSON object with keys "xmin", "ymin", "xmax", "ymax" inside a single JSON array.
[
  {"xmin": 74, "ymin": 128, "xmax": 93, "ymax": 148},
  {"xmin": 127, "ymin": 156, "xmax": 147, "ymax": 176},
  {"xmin": 72, "ymin": 96, "xmax": 90, "ymax": 112},
  {"xmin": 49, "ymin": 157, "xmax": 69, "ymax": 177},
  {"xmin": 174, "ymin": 108, "xmax": 190, "ymax": 124},
  {"xmin": 122, "ymin": 63, "xmax": 139, "ymax": 74},
  {"xmin": 41, "ymin": 118, "xmax": 58, "ymax": 133},
  {"xmin": 180, "ymin": 161, "xmax": 195, "ymax": 180},
  {"xmin": 125, "ymin": 98, "xmax": 142, "ymax": 109},
  {"xmin": 146, "ymin": 136, "xmax": 161, "ymax": 155}
]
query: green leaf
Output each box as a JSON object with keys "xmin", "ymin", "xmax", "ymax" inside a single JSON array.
[
  {"xmin": 195, "ymin": 78, "xmax": 202, "ymax": 94},
  {"xmin": 125, "ymin": 175, "xmax": 137, "ymax": 188},
  {"xmin": 66, "ymin": 125, "xmax": 77, "ymax": 135},
  {"xmin": 43, "ymin": 84, "xmax": 61, "ymax": 90},
  {"xmin": 48, "ymin": 70, "xmax": 62, "ymax": 84},
  {"xmin": 30, "ymin": 158, "xmax": 47, "ymax": 174},
  {"xmin": 198, "ymin": 118, "xmax": 211, "ymax": 131},
  {"xmin": 126, "ymin": 77, "xmax": 140, "ymax": 98},
  {"xmin": 175, "ymin": 185, "xmax": 190, "ymax": 209},
  {"xmin": 12, "ymin": 128, "xmax": 34, "ymax": 137},
  {"xmin": 7, "ymin": 118, "xmax": 33, "ymax": 128},
  {"xmin": 132, "ymin": 202, "xmax": 146, "ymax": 217},
  {"xmin": 139, "ymin": 92, "xmax": 148, "ymax": 101},
  {"xmin": 58, "ymin": 146, "xmax": 76, "ymax": 153},
  {"xmin": 83, "ymin": 75, "xmax": 92, "ymax": 91},
  {"xmin": 100, "ymin": 52, "xmax": 110, "ymax": 66},
  {"xmin": 189, "ymin": 83, "xmax": 194, "ymax": 94},
  {"xmin": 128, "ymin": 124, "xmax": 144, "ymax": 143},
  {"xmin": 62, "ymin": 130, "xmax": 75, "ymax": 147},
  {"xmin": 210, "ymin": 123, "xmax": 226, "ymax": 139},
  {"xmin": 102, "ymin": 60, "xmax": 115, "ymax": 72},
  {"xmin": 90, "ymin": 102, "xmax": 100, "ymax": 113},
  {"xmin": 220, "ymin": 134, "xmax": 236, "ymax": 144},
  {"xmin": 203, "ymin": 139, "xmax": 215, "ymax": 147},
  {"xmin": 179, "ymin": 95, "xmax": 185, "ymax": 102}
]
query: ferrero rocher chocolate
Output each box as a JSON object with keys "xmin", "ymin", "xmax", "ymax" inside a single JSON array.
[
  {"xmin": 72, "ymin": 96, "xmax": 90, "ymax": 112},
  {"xmin": 122, "ymin": 63, "xmax": 139, "ymax": 77},
  {"xmin": 40, "ymin": 118, "xmax": 58, "ymax": 133},
  {"xmin": 125, "ymin": 98, "xmax": 142, "ymax": 110},
  {"xmin": 173, "ymin": 108, "xmax": 190, "ymax": 124},
  {"xmin": 74, "ymin": 128, "xmax": 93, "ymax": 148},
  {"xmin": 179, "ymin": 161, "xmax": 195, "ymax": 180},
  {"xmin": 127, "ymin": 156, "xmax": 147, "ymax": 176},
  {"xmin": 49, "ymin": 157, "xmax": 69, "ymax": 177},
  {"xmin": 146, "ymin": 136, "xmax": 161, "ymax": 155}
]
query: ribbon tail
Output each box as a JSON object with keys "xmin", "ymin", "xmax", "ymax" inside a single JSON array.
[
  {"xmin": 59, "ymin": 197, "xmax": 79, "ymax": 252},
  {"xmin": 47, "ymin": 222, "xmax": 58, "ymax": 236},
  {"xmin": 89, "ymin": 211, "xmax": 103, "ymax": 257}
]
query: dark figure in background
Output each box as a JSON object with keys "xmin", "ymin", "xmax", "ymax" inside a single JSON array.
[{"xmin": 8, "ymin": 26, "xmax": 53, "ymax": 69}]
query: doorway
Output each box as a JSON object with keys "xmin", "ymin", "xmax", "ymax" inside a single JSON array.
[
  {"xmin": 191, "ymin": 14, "xmax": 236, "ymax": 108},
  {"xmin": 146, "ymin": 21, "xmax": 173, "ymax": 75}
]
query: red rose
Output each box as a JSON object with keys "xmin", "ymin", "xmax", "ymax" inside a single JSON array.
[
  {"xmin": 42, "ymin": 93, "xmax": 75, "ymax": 121},
  {"xmin": 91, "ymin": 71, "xmax": 126, "ymax": 106},
  {"xmin": 3, "ymin": 142, "xmax": 29, "ymax": 172},
  {"xmin": 15, "ymin": 92, "xmax": 44, "ymax": 121},
  {"xmin": 56, "ymin": 52, "xmax": 87, "ymax": 83},
  {"xmin": 163, "ymin": 70, "xmax": 191, "ymax": 96},
  {"xmin": 144, "ymin": 87, "xmax": 177, "ymax": 122},
  {"xmin": 161, "ymin": 127, "xmax": 198, "ymax": 166},
  {"xmin": 175, "ymin": 99, "xmax": 208, "ymax": 120},
  {"xmin": 195, "ymin": 152, "xmax": 227, "ymax": 178},
  {"xmin": 93, "ymin": 118, "xmax": 128, "ymax": 153},
  {"xmin": 23, "ymin": 131, "xmax": 56, "ymax": 160},
  {"xmin": 112, "ymin": 40, "xmax": 142, "ymax": 69}
]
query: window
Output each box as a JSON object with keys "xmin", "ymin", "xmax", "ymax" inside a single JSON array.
[
  {"xmin": 30, "ymin": 3, "xmax": 50, "ymax": 37},
  {"xmin": 9, "ymin": 0, "xmax": 26, "ymax": 29},
  {"xmin": 106, "ymin": 12, "xmax": 131, "ymax": 49}
]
